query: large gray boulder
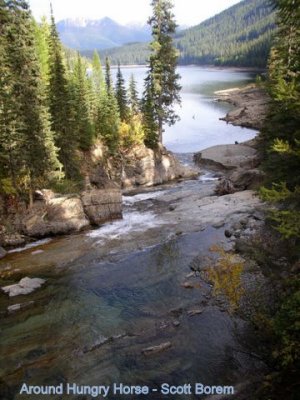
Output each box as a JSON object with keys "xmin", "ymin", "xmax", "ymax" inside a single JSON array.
[
  {"xmin": 121, "ymin": 144, "xmax": 198, "ymax": 188},
  {"xmin": 230, "ymin": 168, "xmax": 265, "ymax": 190},
  {"xmin": 194, "ymin": 144, "xmax": 259, "ymax": 171},
  {"xmin": 81, "ymin": 188, "xmax": 122, "ymax": 225},
  {"xmin": 23, "ymin": 194, "xmax": 89, "ymax": 237}
]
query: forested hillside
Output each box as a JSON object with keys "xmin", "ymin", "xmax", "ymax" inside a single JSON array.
[{"xmin": 84, "ymin": 0, "xmax": 276, "ymax": 67}]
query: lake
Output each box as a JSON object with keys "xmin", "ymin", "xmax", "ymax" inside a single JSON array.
[{"xmin": 111, "ymin": 66, "xmax": 258, "ymax": 153}]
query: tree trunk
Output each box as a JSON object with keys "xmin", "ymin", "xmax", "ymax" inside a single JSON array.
[{"xmin": 158, "ymin": 119, "xmax": 163, "ymax": 143}]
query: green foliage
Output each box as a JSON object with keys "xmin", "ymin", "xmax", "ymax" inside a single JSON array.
[
  {"xmin": 48, "ymin": 6, "xmax": 79, "ymax": 178},
  {"xmin": 273, "ymin": 284, "xmax": 300, "ymax": 369},
  {"xmin": 115, "ymin": 64, "xmax": 129, "ymax": 122},
  {"xmin": 128, "ymin": 74, "xmax": 140, "ymax": 116},
  {"xmin": 119, "ymin": 115, "xmax": 145, "ymax": 149},
  {"xmin": 143, "ymin": 0, "xmax": 181, "ymax": 145},
  {"xmin": 206, "ymin": 245, "xmax": 245, "ymax": 311},
  {"xmin": 0, "ymin": 0, "xmax": 62, "ymax": 201},
  {"xmin": 70, "ymin": 53, "xmax": 94, "ymax": 150}
]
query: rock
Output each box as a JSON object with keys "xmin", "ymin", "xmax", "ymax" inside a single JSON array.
[
  {"xmin": 187, "ymin": 308, "xmax": 204, "ymax": 317},
  {"xmin": 23, "ymin": 195, "xmax": 89, "ymax": 237},
  {"xmin": 215, "ymin": 178, "xmax": 236, "ymax": 196},
  {"xmin": 194, "ymin": 144, "xmax": 258, "ymax": 171},
  {"xmin": 2, "ymin": 277, "xmax": 45, "ymax": 297},
  {"xmin": 173, "ymin": 320, "xmax": 180, "ymax": 327},
  {"xmin": 181, "ymin": 282, "xmax": 194, "ymax": 289},
  {"xmin": 224, "ymin": 229, "xmax": 233, "ymax": 238},
  {"xmin": 2, "ymin": 234, "xmax": 26, "ymax": 247},
  {"xmin": 7, "ymin": 301, "xmax": 34, "ymax": 313},
  {"xmin": 142, "ymin": 341, "xmax": 172, "ymax": 356},
  {"xmin": 230, "ymin": 168, "xmax": 265, "ymax": 190},
  {"xmin": 81, "ymin": 188, "xmax": 122, "ymax": 225},
  {"xmin": 0, "ymin": 246, "xmax": 7, "ymax": 259},
  {"xmin": 169, "ymin": 205, "xmax": 176, "ymax": 211},
  {"xmin": 121, "ymin": 144, "xmax": 198, "ymax": 189},
  {"xmin": 215, "ymin": 86, "xmax": 270, "ymax": 130}
]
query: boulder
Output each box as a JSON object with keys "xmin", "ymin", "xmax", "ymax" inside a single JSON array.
[
  {"xmin": 23, "ymin": 195, "xmax": 89, "ymax": 237},
  {"xmin": 121, "ymin": 144, "xmax": 198, "ymax": 188},
  {"xmin": 0, "ymin": 246, "xmax": 7, "ymax": 259},
  {"xmin": 194, "ymin": 144, "xmax": 258, "ymax": 171},
  {"xmin": 81, "ymin": 188, "xmax": 122, "ymax": 225},
  {"xmin": 215, "ymin": 177, "xmax": 236, "ymax": 196},
  {"xmin": 2, "ymin": 277, "xmax": 45, "ymax": 297},
  {"xmin": 230, "ymin": 168, "xmax": 265, "ymax": 190}
]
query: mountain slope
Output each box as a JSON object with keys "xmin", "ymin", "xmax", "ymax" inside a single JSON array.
[
  {"xmin": 57, "ymin": 17, "xmax": 151, "ymax": 50},
  {"xmin": 82, "ymin": 0, "xmax": 276, "ymax": 67},
  {"xmin": 176, "ymin": 0, "xmax": 276, "ymax": 66}
]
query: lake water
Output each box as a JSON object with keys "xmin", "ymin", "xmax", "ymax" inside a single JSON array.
[
  {"xmin": 0, "ymin": 67, "xmax": 261, "ymax": 399},
  {"xmin": 112, "ymin": 66, "xmax": 258, "ymax": 152}
]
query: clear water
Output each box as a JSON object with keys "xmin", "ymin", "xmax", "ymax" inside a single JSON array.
[{"xmin": 0, "ymin": 68, "xmax": 261, "ymax": 399}]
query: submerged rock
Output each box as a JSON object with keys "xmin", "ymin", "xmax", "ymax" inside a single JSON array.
[
  {"xmin": 142, "ymin": 341, "xmax": 172, "ymax": 356},
  {"xmin": 2, "ymin": 277, "xmax": 45, "ymax": 297},
  {"xmin": 0, "ymin": 246, "xmax": 7, "ymax": 259}
]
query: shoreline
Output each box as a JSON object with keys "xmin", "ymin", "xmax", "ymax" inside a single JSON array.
[{"xmin": 215, "ymin": 84, "xmax": 270, "ymax": 131}]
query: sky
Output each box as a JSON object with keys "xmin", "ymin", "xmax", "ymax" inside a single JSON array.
[{"xmin": 28, "ymin": 0, "xmax": 241, "ymax": 27}]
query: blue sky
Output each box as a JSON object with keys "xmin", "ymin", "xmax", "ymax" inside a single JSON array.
[{"xmin": 28, "ymin": 0, "xmax": 241, "ymax": 26}]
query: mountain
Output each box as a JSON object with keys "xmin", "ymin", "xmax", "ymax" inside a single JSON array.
[
  {"xmin": 81, "ymin": 0, "xmax": 277, "ymax": 68},
  {"xmin": 57, "ymin": 17, "xmax": 151, "ymax": 50}
]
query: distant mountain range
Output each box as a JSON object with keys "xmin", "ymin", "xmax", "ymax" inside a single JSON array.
[
  {"xmin": 79, "ymin": 0, "xmax": 277, "ymax": 68},
  {"xmin": 57, "ymin": 17, "xmax": 151, "ymax": 50}
]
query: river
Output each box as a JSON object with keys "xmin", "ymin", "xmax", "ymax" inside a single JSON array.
[{"xmin": 0, "ymin": 67, "xmax": 261, "ymax": 400}]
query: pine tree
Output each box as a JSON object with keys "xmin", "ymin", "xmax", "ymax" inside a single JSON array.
[
  {"xmin": 105, "ymin": 57, "xmax": 113, "ymax": 92},
  {"xmin": 97, "ymin": 57, "xmax": 120, "ymax": 153},
  {"xmin": 0, "ymin": 0, "xmax": 61, "ymax": 202},
  {"xmin": 48, "ymin": 5, "xmax": 78, "ymax": 178},
  {"xmin": 115, "ymin": 64, "xmax": 129, "ymax": 122},
  {"xmin": 33, "ymin": 16, "xmax": 50, "ymax": 85},
  {"xmin": 128, "ymin": 74, "xmax": 140, "ymax": 116},
  {"xmin": 144, "ymin": 0, "xmax": 181, "ymax": 145},
  {"xmin": 142, "ymin": 75, "xmax": 159, "ymax": 148},
  {"xmin": 71, "ymin": 52, "xmax": 93, "ymax": 150},
  {"xmin": 91, "ymin": 50, "xmax": 105, "ymax": 95}
]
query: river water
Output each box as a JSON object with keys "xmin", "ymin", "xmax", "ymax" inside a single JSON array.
[{"xmin": 0, "ymin": 68, "xmax": 260, "ymax": 400}]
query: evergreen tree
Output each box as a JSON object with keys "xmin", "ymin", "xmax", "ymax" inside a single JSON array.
[
  {"xmin": 115, "ymin": 64, "xmax": 129, "ymax": 122},
  {"xmin": 142, "ymin": 75, "xmax": 159, "ymax": 148},
  {"xmin": 0, "ymin": 0, "xmax": 61, "ymax": 202},
  {"xmin": 105, "ymin": 56, "xmax": 113, "ymax": 92},
  {"xmin": 33, "ymin": 16, "xmax": 50, "ymax": 85},
  {"xmin": 128, "ymin": 74, "xmax": 140, "ymax": 116},
  {"xmin": 91, "ymin": 50, "xmax": 105, "ymax": 95},
  {"xmin": 48, "ymin": 5, "xmax": 78, "ymax": 178},
  {"xmin": 144, "ymin": 0, "xmax": 181, "ymax": 145},
  {"xmin": 71, "ymin": 53, "xmax": 94, "ymax": 150},
  {"xmin": 97, "ymin": 57, "xmax": 120, "ymax": 153}
]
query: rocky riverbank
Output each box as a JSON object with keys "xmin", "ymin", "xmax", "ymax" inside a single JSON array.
[
  {"xmin": 215, "ymin": 85, "xmax": 270, "ymax": 130},
  {"xmin": 0, "ymin": 143, "xmax": 197, "ymax": 256}
]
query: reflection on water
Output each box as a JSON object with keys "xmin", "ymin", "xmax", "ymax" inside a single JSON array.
[{"xmin": 112, "ymin": 66, "xmax": 258, "ymax": 152}]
